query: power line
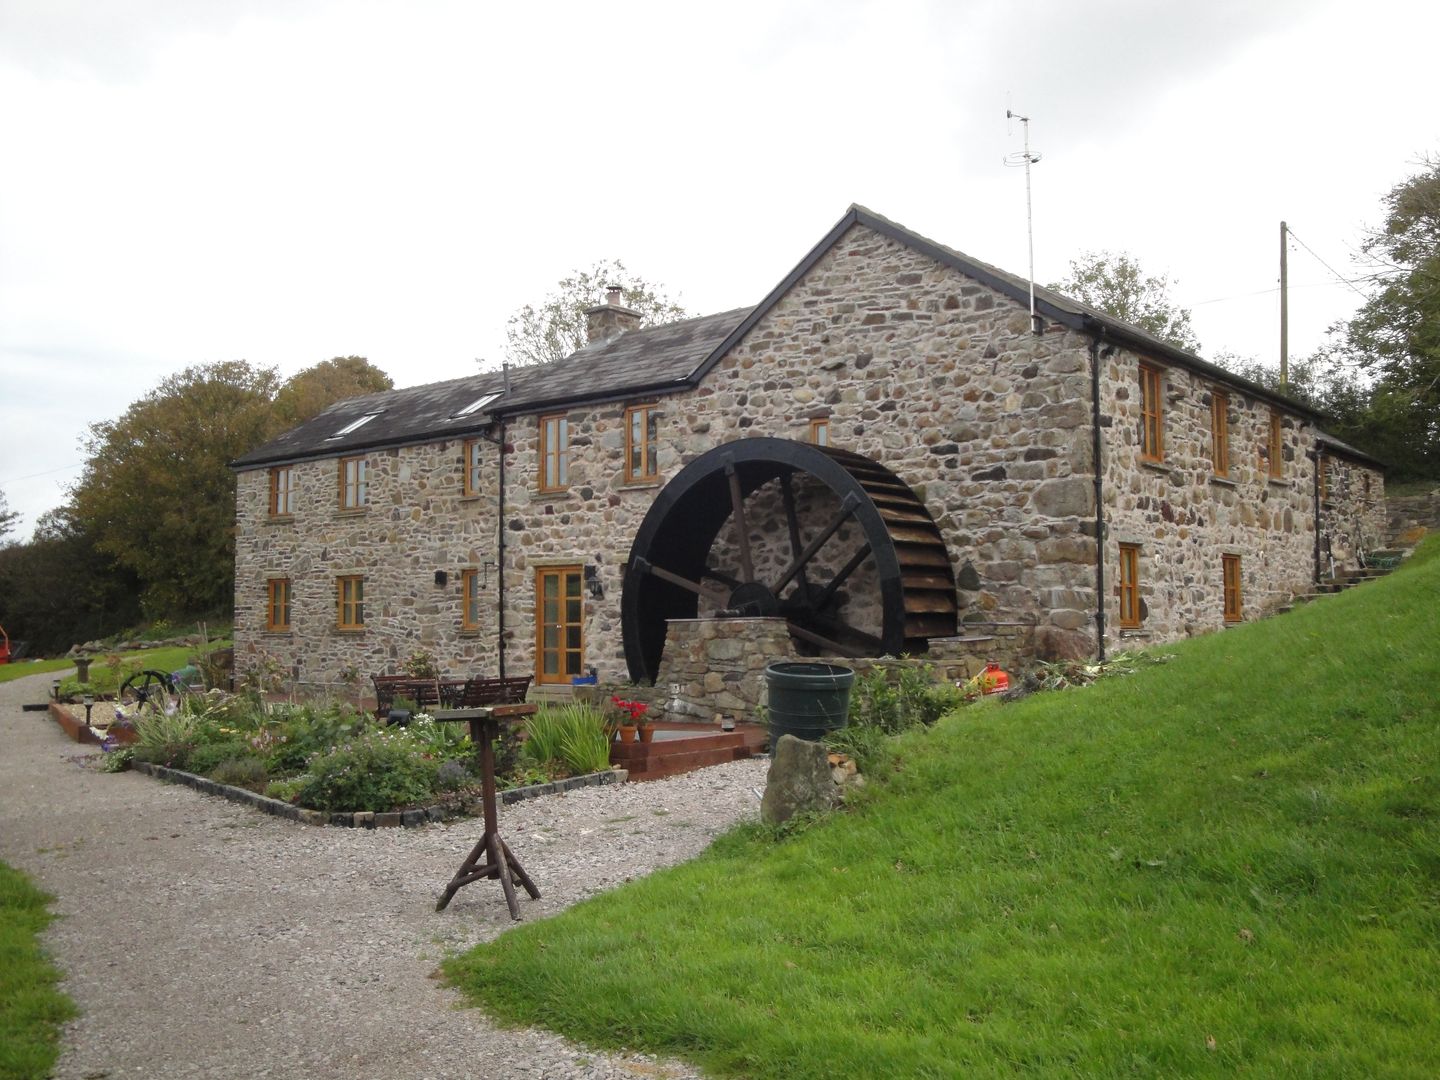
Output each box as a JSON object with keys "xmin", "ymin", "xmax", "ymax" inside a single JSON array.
[
  {"xmin": 1286, "ymin": 227, "xmax": 1371, "ymax": 301},
  {"xmin": 0, "ymin": 462, "xmax": 83, "ymax": 485},
  {"xmin": 1191, "ymin": 275, "xmax": 1386, "ymax": 307}
]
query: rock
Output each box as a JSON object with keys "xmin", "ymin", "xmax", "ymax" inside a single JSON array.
[{"xmin": 761, "ymin": 735, "xmax": 838, "ymax": 824}]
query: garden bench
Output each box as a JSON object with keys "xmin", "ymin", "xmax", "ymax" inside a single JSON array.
[
  {"xmin": 456, "ymin": 675, "xmax": 532, "ymax": 707},
  {"xmin": 372, "ymin": 675, "xmax": 446, "ymax": 716}
]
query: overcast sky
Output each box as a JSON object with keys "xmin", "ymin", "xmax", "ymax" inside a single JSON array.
[{"xmin": 2, "ymin": 0, "xmax": 1436, "ymax": 539}]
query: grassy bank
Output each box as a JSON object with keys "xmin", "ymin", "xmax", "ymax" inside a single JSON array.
[
  {"xmin": 0, "ymin": 863, "xmax": 76, "ymax": 1080},
  {"xmin": 447, "ymin": 540, "xmax": 1440, "ymax": 1077}
]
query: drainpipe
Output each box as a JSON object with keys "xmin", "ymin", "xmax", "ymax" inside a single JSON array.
[
  {"xmin": 475, "ymin": 420, "xmax": 508, "ymax": 680},
  {"xmin": 1088, "ymin": 331, "xmax": 1107, "ymax": 662}
]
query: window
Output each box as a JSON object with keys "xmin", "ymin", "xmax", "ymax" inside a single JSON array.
[
  {"xmin": 266, "ymin": 578, "xmax": 291, "ymax": 632},
  {"xmin": 1210, "ymin": 391, "xmax": 1230, "ymax": 477},
  {"xmin": 326, "ymin": 412, "xmax": 381, "ymax": 439},
  {"xmin": 463, "ymin": 439, "xmax": 484, "ymax": 497},
  {"xmin": 451, "ymin": 392, "xmax": 500, "ymax": 419},
  {"xmin": 461, "ymin": 568, "xmax": 481, "ymax": 631},
  {"xmin": 339, "ymin": 456, "xmax": 368, "ymax": 508},
  {"xmin": 1222, "ymin": 554, "xmax": 1242, "ymax": 623},
  {"xmin": 535, "ymin": 566, "xmax": 583, "ymax": 683},
  {"xmin": 1268, "ymin": 410, "xmax": 1284, "ymax": 479},
  {"xmin": 1139, "ymin": 364, "xmax": 1164, "ymax": 462},
  {"xmin": 1118, "ymin": 543, "xmax": 1141, "ymax": 629},
  {"xmin": 809, "ymin": 418, "xmax": 830, "ymax": 446},
  {"xmin": 268, "ymin": 466, "xmax": 294, "ymax": 516},
  {"xmin": 336, "ymin": 575, "xmax": 364, "ymax": 630},
  {"xmin": 623, "ymin": 405, "xmax": 658, "ymax": 483},
  {"xmin": 539, "ymin": 414, "xmax": 569, "ymax": 491}
]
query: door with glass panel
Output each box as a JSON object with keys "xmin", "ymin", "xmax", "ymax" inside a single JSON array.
[{"xmin": 535, "ymin": 566, "xmax": 583, "ymax": 684}]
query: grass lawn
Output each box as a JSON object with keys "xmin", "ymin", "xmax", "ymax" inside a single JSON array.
[
  {"xmin": 0, "ymin": 862, "xmax": 76, "ymax": 1080},
  {"xmin": 446, "ymin": 539, "xmax": 1440, "ymax": 1077}
]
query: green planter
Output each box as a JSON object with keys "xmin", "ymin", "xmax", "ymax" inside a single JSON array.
[{"xmin": 764, "ymin": 662, "xmax": 854, "ymax": 751}]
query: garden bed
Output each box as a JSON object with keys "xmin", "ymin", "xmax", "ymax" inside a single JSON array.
[
  {"xmin": 48, "ymin": 702, "xmax": 139, "ymax": 747},
  {"xmin": 129, "ymin": 759, "xmax": 627, "ymax": 828}
]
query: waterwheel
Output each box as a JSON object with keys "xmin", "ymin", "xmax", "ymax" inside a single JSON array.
[{"xmin": 621, "ymin": 437, "xmax": 957, "ymax": 683}]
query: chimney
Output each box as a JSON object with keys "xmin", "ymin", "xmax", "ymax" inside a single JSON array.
[{"xmin": 584, "ymin": 283, "xmax": 642, "ymax": 344}]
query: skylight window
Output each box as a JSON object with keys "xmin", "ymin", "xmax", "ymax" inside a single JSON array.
[
  {"xmin": 326, "ymin": 412, "xmax": 381, "ymax": 439},
  {"xmin": 451, "ymin": 392, "xmax": 501, "ymax": 419}
]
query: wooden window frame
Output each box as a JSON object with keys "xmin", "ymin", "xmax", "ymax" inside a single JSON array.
[
  {"xmin": 1118, "ymin": 543, "xmax": 1141, "ymax": 630},
  {"xmin": 1139, "ymin": 364, "xmax": 1164, "ymax": 463},
  {"xmin": 623, "ymin": 405, "xmax": 658, "ymax": 483},
  {"xmin": 461, "ymin": 568, "xmax": 481, "ymax": 631},
  {"xmin": 1222, "ymin": 554, "xmax": 1242, "ymax": 624},
  {"xmin": 809, "ymin": 418, "xmax": 830, "ymax": 446},
  {"xmin": 336, "ymin": 575, "xmax": 365, "ymax": 630},
  {"xmin": 1210, "ymin": 390, "xmax": 1230, "ymax": 477},
  {"xmin": 1267, "ymin": 410, "xmax": 1284, "ymax": 479},
  {"xmin": 268, "ymin": 466, "xmax": 294, "ymax": 517},
  {"xmin": 539, "ymin": 414, "xmax": 569, "ymax": 492},
  {"xmin": 266, "ymin": 578, "xmax": 292, "ymax": 632},
  {"xmin": 462, "ymin": 439, "xmax": 484, "ymax": 497},
  {"xmin": 339, "ymin": 456, "xmax": 368, "ymax": 509},
  {"xmin": 534, "ymin": 565, "xmax": 583, "ymax": 684}
]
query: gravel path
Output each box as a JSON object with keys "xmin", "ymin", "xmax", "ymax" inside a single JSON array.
[{"xmin": 0, "ymin": 670, "xmax": 769, "ymax": 1079}]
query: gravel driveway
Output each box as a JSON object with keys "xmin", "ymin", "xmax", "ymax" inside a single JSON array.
[{"xmin": 0, "ymin": 670, "xmax": 768, "ymax": 1079}]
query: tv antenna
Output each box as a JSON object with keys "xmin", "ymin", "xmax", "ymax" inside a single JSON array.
[{"xmin": 1004, "ymin": 110, "xmax": 1043, "ymax": 334}]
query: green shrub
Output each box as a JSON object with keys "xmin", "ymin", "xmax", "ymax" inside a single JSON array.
[
  {"xmin": 847, "ymin": 665, "xmax": 959, "ymax": 735},
  {"xmin": 265, "ymin": 701, "xmax": 372, "ymax": 775},
  {"xmin": 523, "ymin": 705, "xmax": 612, "ymax": 776},
  {"xmin": 435, "ymin": 758, "xmax": 475, "ymax": 792},
  {"xmin": 264, "ymin": 777, "xmax": 306, "ymax": 803},
  {"xmin": 131, "ymin": 708, "xmax": 201, "ymax": 770},
  {"xmin": 210, "ymin": 756, "xmax": 268, "ymax": 791},
  {"xmin": 186, "ymin": 739, "xmax": 254, "ymax": 776},
  {"xmin": 295, "ymin": 729, "xmax": 438, "ymax": 812},
  {"xmin": 405, "ymin": 714, "xmax": 472, "ymax": 760}
]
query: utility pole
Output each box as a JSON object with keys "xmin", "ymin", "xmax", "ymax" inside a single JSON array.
[
  {"xmin": 1005, "ymin": 111, "xmax": 1042, "ymax": 334},
  {"xmin": 1279, "ymin": 220, "xmax": 1289, "ymax": 390}
]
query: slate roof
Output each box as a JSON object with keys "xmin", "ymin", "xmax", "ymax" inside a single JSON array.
[
  {"xmin": 235, "ymin": 203, "xmax": 1343, "ymax": 470},
  {"xmin": 1317, "ymin": 430, "xmax": 1386, "ymax": 469},
  {"xmin": 231, "ymin": 306, "xmax": 752, "ymax": 468}
]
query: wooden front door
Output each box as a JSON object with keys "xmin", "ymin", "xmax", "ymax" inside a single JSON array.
[{"xmin": 535, "ymin": 566, "xmax": 583, "ymax": 684}]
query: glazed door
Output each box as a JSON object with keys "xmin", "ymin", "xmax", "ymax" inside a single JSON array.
[{"xmin": 535, "ymin": 566, "xmax": 583, "ymax": 684}]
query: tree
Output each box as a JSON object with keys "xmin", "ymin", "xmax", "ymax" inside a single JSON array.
[
  {"xmin": 1339, "ymin": 155, "xmax": 1440, "ymax": 479},
  {"xmin": 0, "ymin": 489, "xmax": 18, "ymax": 544},
  {"xmin": 68, "ymin": 360, "xmax": 282, "ymax": 617},
  {"xmin": 273, "ymin": 356, "xmax": 393, "ymax": 426},
  {"xmin": 504, "ymin": 259, "xmax": 688, "ymax": 367},
  {"xmin": 1050, "ymin": 251, "xmax": 1201, "ymax": 354}
]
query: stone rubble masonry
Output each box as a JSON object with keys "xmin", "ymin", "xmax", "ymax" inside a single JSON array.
[{"xmin": 233, "ymin": 221, "xmax": 1384, "ymax": 693}]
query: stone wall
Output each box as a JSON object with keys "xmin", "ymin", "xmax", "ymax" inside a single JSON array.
[
  {"xmin": 1386, "ymin": 485, "xmax": 1440, "ymax": 549},
  {"xmin": 1320, "ymin": 454, "xmax": 1388, "ymax": 571}
]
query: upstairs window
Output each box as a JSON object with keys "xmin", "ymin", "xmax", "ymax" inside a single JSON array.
[
  {"xmin": 1118, "ymin": 543, "xmax": 1142, "ymax": 629},
  {"xmin": 337, "ymin": 575, "xmax": 364, "ymax": 630},
  {"xmin": 540, "ymin": 414, "xmax": 569, "ymax": 492},
  {"xmin": 624, "ymin": 405, "xmax": 658, "ymax": 483},
  {"xmin": 1139, "ymin": 364, "xmax": 1164, "ymax": 462},
  {"xmin": 1268, "ymin": 410, "xmax": 1284, "ymax": 479},
  {"xmin": 451, "ymin": 392, "xmax": 501, "ymax": 419},
  {"xmin": 266, "ymin": 578, "xmax": 292, "ymax": 632},
  {"xmin": 463, "ymin": 439, "xmax": 484, "ymax": 497},
  {"xmin": 809, "ymin": 418, "xmax": 830, "ymax": 446},
  {"xmin": 269, "ymin": 466, "xmax": 294, "ymax": 516},
  {"xmin": 339, "ymin": 457, "xmax": 368, "ymax": 509},
  {"xmin": 462, "ymin": 568, "xmax": 482, "ymax": 630},
  {"xmin": 1222, "ymin": 554, "xmax": 1242, "ymax": 623},
  {"xmin": 1210, "ymin": 391, "xmax": 1230, "ymax": 477}
]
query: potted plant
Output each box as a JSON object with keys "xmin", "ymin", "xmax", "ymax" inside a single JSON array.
[{"xmin": 610, "ymin": 696, "xmax": 650, "ymax": 743}]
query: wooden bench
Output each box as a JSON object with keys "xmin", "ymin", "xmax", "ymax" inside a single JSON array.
[
  {"xmin": 372, "ymin": 675, "xmax": 445, "ymax": 715},
  {"xmin": 456, "ymin": 675, "xmax": 532, "ymax": 707}
]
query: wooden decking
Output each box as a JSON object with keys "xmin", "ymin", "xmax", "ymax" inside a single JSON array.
[{"xmin": 609, "ymin": 722, "xmax": 767, "ymax": 781}]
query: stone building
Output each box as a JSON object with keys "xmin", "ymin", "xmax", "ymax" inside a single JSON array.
[{"xmin": 231, "ymin": 205, "xmax": 1386, "ymax": 694}]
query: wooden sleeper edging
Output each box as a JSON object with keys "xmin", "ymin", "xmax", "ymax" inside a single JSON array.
[{"xmin": 128, "ymin": 760, "xmax": 626, "ymax": 827}]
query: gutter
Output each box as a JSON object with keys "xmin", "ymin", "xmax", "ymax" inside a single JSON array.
[
  {"xmin": 1088, "ymin": 330, "xmax": 1108, "ymax": 662},
  {"xmin": 473, "ymin": 421, "xmax": 508, "ymax": 680}
]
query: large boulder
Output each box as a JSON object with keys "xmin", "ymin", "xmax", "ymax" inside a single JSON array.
[{"xmin": 761, "ymin": 735, "xmax": 838, "ymax": 825}]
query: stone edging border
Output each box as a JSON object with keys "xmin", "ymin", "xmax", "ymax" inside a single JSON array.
[{"xmin": 129, "ymin": 760, "xmax": 628, "ymax": 828}]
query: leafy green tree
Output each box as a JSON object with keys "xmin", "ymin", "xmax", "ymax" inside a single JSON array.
[
  {"xmin": 1050, "ymin": 251, "xmax": 1201, "ymax": 354},
  {"xmin": 273, "ymin": 356, "xmax": 393, "ymax": 426},
  {"xmin": 504, "ymin": 259, "xmax": 688, "ymax": 367},
  {"xmin": 0, "ymin": 489, "xmax": 18, "ymax": 544},
  {"xmin": 1340, "ymin": 155, "xmax": 1440, "ymax": 479},
  {"xmin": 68, "ymin": 360, "xmax": 281, "ymax": 617}
]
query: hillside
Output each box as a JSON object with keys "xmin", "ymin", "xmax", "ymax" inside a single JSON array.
[{"xmin": 447, "ymin": 540, "xmax": 1440, "ymax": 1078}]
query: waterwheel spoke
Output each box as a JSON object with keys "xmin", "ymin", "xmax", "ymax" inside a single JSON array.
[
  {"xmin": 812, "ymin": 543, "xmax": 872, "ymax": 612},
  {"xmin": 807, "ymin": 614, "xmax": 884, "ymax": 653},
  {"xmin": 635, "ymin": 559, "xmax": 732, "ymax": 607},
  {"xmin": 773, "ymin": 493, "xmax": 860, "ymax": 594},
  {"xmin": 785, "ymin": 620, "xmax": 866, "ymax": 658},
  {"xmin": 726, "ymin": 465, "xmax": 755, "ymax": 583},
  {"xmin": 780, "ymin": 473, "xmax": 810, "ymax": 593}
]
